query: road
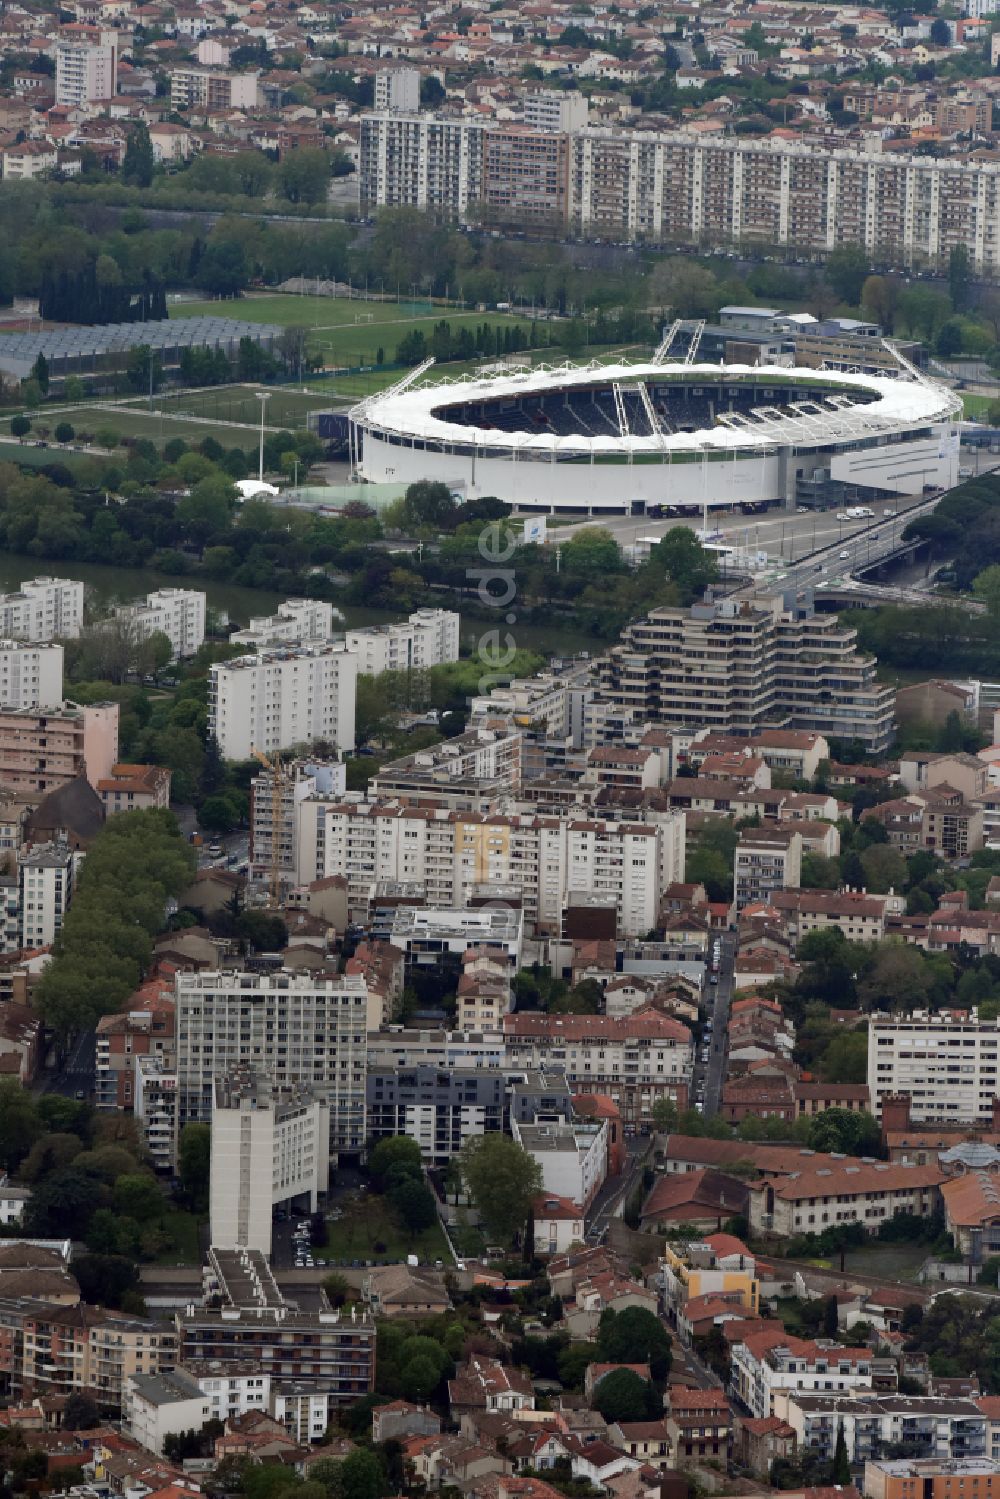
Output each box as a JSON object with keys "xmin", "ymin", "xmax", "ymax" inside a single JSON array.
[
  {"xmin": 702, "ymin": 934, "xmax": 735, "ymax": 1119},
  {"xmin": 42, "ymin": 1028, "xmax": 96, "ymax": 1100},
  {"xmin": 586, "ymin": 1135, "xmax": 649, "ymax": 1245},
  {"xmin": 539, "ymin": 490, "xmax": 917, "ymax": 568}
]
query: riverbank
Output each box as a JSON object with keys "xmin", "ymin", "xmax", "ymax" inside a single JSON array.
[{"xmin": 0, "ymin": 553, "xmax": 604, "ymax": 662}]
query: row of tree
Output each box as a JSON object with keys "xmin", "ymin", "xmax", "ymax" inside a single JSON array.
[{"xmin": 35, "ymin": 808, "xmax": 196, "ymax": 1036}]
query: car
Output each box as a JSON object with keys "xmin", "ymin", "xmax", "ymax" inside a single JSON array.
[
  {"xmin": 814, "ymin": 563, "xmax": 824, "ymax": 573},
  {"xmin": 710, "ymin": 973, "xmax": 719, "ymax": 984},
  {"xmin": 836, "ymin": 512, "xmax": 851, "ymax": 521},
  {"xmin": 694, "ymin": 1101, "xmax": 704, "ymax": 1113},
  {"xmin": 208, "ymin": 843, "xmax": 223, "ymax": 857},
  {"xmin": 74, "ymin": 1089, "xmax": 86, "ymax": 1099},
  {"xmin": 839, "ymin": 549, "xmax": 850, "ymax": 559}
]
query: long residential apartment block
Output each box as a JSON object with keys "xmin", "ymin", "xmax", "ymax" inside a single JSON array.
[
  {"xmin": 502, "ymin": 1009, "xmax": 694, "ymax": 1126},
  {"xmin": 360, "ymin": 115, "xmax": 1000, "ymax": 270},
  {"xmin": 302, "ymin": 799, "xmax": 685, "ymax": 937}
]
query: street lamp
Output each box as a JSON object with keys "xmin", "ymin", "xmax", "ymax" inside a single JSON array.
[{"xmin": 255, "ymin": 391, "xmax": 270, "ymax": 483}]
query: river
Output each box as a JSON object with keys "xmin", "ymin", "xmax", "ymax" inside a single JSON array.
[{"xmin": 0, "ymin": 552, "xmax": 603, "ymax": 661}]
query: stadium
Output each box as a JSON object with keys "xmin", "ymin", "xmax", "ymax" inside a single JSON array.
[{"xmin": 349, "ymin": 354, "xmax": 962, "ymax": 515}]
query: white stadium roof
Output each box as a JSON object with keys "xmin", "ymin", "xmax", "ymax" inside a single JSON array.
[{"xmin": 351, "ymin": 358, "xmax": 960, "ymax": 457}]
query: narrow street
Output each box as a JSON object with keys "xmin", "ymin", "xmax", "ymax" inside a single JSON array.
[
  {"xmin": 41, "ymin": 1028, "xmax": 96, "ymax": 1100},
  {"xmin": 703, "ymin": 933, "xmax": 735, "ymax": 1117}
]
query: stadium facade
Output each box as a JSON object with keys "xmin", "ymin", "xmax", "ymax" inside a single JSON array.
[{"xmin": 350, "ymin": 359, "xmax": 961, "ymax": 515}]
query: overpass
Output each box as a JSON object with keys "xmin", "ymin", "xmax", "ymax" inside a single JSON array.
[{"xmin": 741, "ymin": 492, "xmax": 949, "ymax": 603}]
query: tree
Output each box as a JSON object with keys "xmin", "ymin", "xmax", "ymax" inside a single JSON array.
[
  {"xmin": 805, "ymin": 1108, "xmax": 877, "ymax": 1156},
  {"xmin": 279, "ymin": 149, "xmax": 331, "ymax": 206},
  {"xmin": 122, "ymin": 123, "xmax": 154, "ymax": 188},
  {"xmin": 114, "ymin": 1172, "xmax": 163, "ymax": 1221},
  {"xmin": 54, "ymin": 421, "xmax": 75, "ymax": 444},
  {"xmin": 25, "ymin": 1167, "xmax": 101, "ymax": 1238},
  {"xmin": 593, "ymin": 1368, "xmax": 661, "ymax": 1422},
  {"xmin": 831, "ymin": 1423, "xmax": 851, "ymax": 1485},
  {"xmin": 949, "ymin": 243, "xmax": 971, "ymax": 311},
  {"xmin": 402, "ymin": 480, "xmax": 457, "ymax": 532},
  {"xmin": 651, "ymin": 1097, "xmax": 679, "ymax": 1132},
  {"xmin": 860, "ymin": 274, "xmax": 900, "ymax": 331},
  {"xmin": 823, "ymin": 1293, "xmax": 840, "ymax": 1338},
  {"xmin": 646, "ymin": 527, "xmax": 719, "ymax": 603},
  {"xmin": 820, "ymin": 1030, "xmax": 868, "ymax": 1084},
  {"xmin": 420, "ymin": 74, "xmax": 445, "ymax": 106},
  {"xmin": 858, "ymin": 942, "xmax": 932, "ymax": 1013},
  {"xmin": 825, "ymin": 244, "xmax": 870, "ymax": 305},
  {"xmin": 0, "ymin": 1081, "xmax": 41, "ymax": 1171},
  {"xmin": 322, "ymin": 1272, "xmax": 352, "ymax": 1308},
  {"xmin": 340, "ymin": 1447, "xmax": 387, "ymax": 1499},
  {"xmin": 597, "ymin": 1306, "xmax": 672, "ymax": 1382},
  {"xmin": 10, "ymin": 415, "xmax": 30, "ymax": 439},
  {"xmin": 459, "ymin": 1133, "xmax": 542, "ymax": 1246},
  {"xmin": 930, "ymin": 15, "xmax": 951, "ymax": 44},
  {"xmin": 973, "ymin": 564, "xmax": 1000, "ymax": 617},
  {"xmin": 62, "ymin": 1393, "xmax": 100, "ymax": 1431},
  {"xmin": 195, "ymin": 240, "xmax": 248, "ymax": 299},
  {"xmin": 859, "ymin": 843, "xmax": 907, "ymax": 894},
  {"xmin": 178, "ymin": 1122, "xmax": 210, "ymax": 1211},
  {"xmin": 30, "ymin": 352, "xmax": 49, "ymax": 395},
  {"xmin": 389, "ymin": 1178, "xmax": 437, "ymax": 1238},
  {"xmin": 649, "ymin": 259, "xmax": 719, "ymax": 318}
]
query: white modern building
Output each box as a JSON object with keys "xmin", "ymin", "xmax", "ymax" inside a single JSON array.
[
  {"xmin": 734, "ymin": 827, "xmax": 803, "ymax": 911},
  {"xmin": 126, "ymin": 1370, "xmax": 209, "ymax": 1456},
  {"xmin": 344, "ymin": 609, "xmax": 461, "ymax": 676},
  {"xmin": 523, "ymin": 86, "xmax": 589, "ymax": 132},
  {"xmin": 512, "ymin": 1114, "xmax": 609, "ymax": 1211},
  {"xmin": 18, "ymin": 841, "xmax": 75, "ymax": 950},
  {"xmin": 731, "ymin": 1335, "xmax": 874, "ymax": 1419},
  {"xmin": 0, "ymin": 578, "xmax": 84, "ymax": 642},
  {"xmin": 373, "ymin": 66, "xmax": 420, "ymax": 113},
  {"xmin": 180, "ymin": 1364, "xmax": 270, "ymax": 1425},
  {"xmin": 134, "ymin": 1054, "xmax": 179, "ymax": 1173},
  {"xmin": 174, "ymin": 969, "xmax": 369, "ymax": 1155},
  {"xmin": 230, "ymin": 599, "xmax": 340, "ymax": 650},
  {"xmin": 56, "ymin": 38, "xmax": 117, "ymax": 106},
  {"xmin": 776, "ymin": 1392, "xmax": 987, "ymax": 1465},
  {"xmin": 0, "ymin": 642, "xmax": 63, "ymax": 710},
  {"xmin": 210, "ymin": 1071, "xmax": 330, "ymax": 1258},
  {"xmin": 868, "ymin": 1009, "xmax": 1000, "ymax": 1123},
  {"xmin": 116, "ymin": 588, "xmax": 206, "ymax": 661},
  {"xmin": 208, "ymin": 644, "xmax": 358, "ymax": 760},
  {"xmin": 312, "ymin": 799, "xmax": 682, "ymax": 937}
]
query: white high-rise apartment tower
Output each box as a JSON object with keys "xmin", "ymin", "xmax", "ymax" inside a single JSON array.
[{"xmin": 208, "ymin": 644, "xmax": 357, "ymax": 760}]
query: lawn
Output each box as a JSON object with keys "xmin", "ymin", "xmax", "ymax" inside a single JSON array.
[
  {"xmin": 156, "ymin": 385, "xmax": 333, "ymax": 428},
  {"xmin": 0, "ymin": 405, "xmax": 260, "ymax": 452},
  {"xmin": 842, "ymin": 1242, "xmax": 929, "ymax": 1282},
  {"xmin": 171, "ymin": 293, "xmax": 538, "ymax": 370},
  {"xmin": 321, "ymin": 1191, "xmax": 451, "ymax": 1267},
  {"xmin": 962, "ymin": 391, "xmax": 998, "ymax": 421},
  {"xmin": 0, "ymin": 439, "xmax": 100, "ymax": 475},
  {"xmin": 153, "ymin": 1207, "xmax": 204, "ymax": 1265}
]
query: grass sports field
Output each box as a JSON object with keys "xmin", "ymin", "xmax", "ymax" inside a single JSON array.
[
  {"xmin": 171, "ymin": 292, "xmax": 539, "ymax": 369},
  {"xmin": 154, "ymin": 385, "xmax": 332, "ymax": 428}
]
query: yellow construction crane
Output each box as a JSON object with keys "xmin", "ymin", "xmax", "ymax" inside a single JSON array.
[{"xmin": 252, "ymin": 747, "xmax": 285, "ymax": 908}]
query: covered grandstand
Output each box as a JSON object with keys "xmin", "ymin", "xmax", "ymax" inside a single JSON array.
[{"xmin": 350, "ymin": 357, "xmax": 962, "ymax": 514}]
